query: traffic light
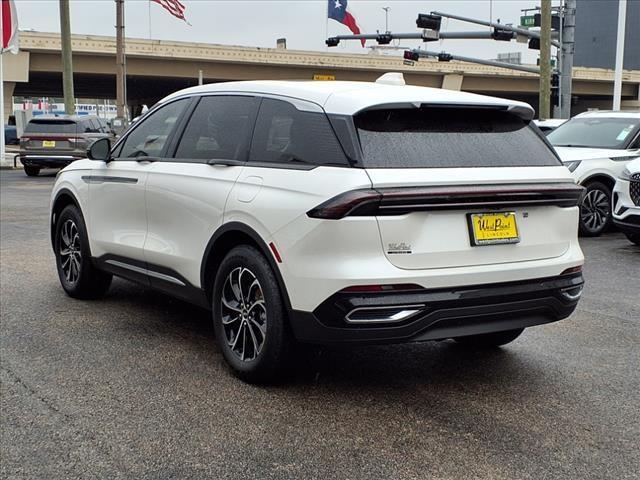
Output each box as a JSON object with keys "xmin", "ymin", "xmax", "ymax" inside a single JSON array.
[
  {"xmin": 492, "ymin": 28, "xmax": 514, "ymax": 41},
  {"xmin": 403, "ymin": 50, "xmax": 420, "ymax": 62},
  {"xmin": 528, "ymin": 37, "xmax": 540, "ymax": 50},
  {"xmin": 376, "ymin": 33, "xmax": 393, "ymax": 45},
  {"xmin": 551, "ymin": 72, "xmax": 560, "ymax": 107},
  {"xmin": 437, "ymin": 52, "xmax": 453, "ymax": 62},
  {"xmin": 326, "ymin": 37, "xmax": 340, "ymax": 47},
  {"xmin": 416, "ymin": 13, "xmax": 442, "ymax": 31}
]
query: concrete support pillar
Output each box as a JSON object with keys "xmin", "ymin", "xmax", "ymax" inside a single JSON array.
[
  {"xmin": 3, "ymin": 81, "xmax": 15, "ymax": 123},
  {"xmin": 441, "ymin": 74, "xmax": 463, "ymax": 91}
]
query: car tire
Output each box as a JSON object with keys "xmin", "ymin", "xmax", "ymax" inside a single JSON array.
[
  {"xmin": 212, "ymin": 245, "xmax": 293, "ymax": 383},
  {"xmin": 578, "ymin": 181, "xmax": 612, "ymax": 237},
  {"xmin": 453, "ymin": 328, "xmax": 524, "ymax": 348},
  {"xmin": 24, "ymin": 166, "xmax": 40, "ymax": 177},
  {"xmin": 54, "ymin": 205, "xmax": 112, "ymax": 299},
  {"xmin": 625, "ymin": 232, "xmax": 640, "ymax": 246}
]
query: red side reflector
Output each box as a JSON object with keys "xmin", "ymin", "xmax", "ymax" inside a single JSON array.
[
  {"xmin": 269, "ymin": 242, "xmax": 282, "ymax": 263},
  {"xmin": 561, "ymin": 265, "xmax": 582, "ymax": 275},
  {"xmin": 340, "ymin": 283, "xmax": 423, "ymax": 293}
]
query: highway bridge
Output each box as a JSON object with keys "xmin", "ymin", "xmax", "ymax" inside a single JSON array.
[{"xmin": 3, "ymin": 31, "xmax": 639, "ymax": 120}]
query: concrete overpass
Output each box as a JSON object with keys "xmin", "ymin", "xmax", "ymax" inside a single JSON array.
[{"xmin": 3, "ymin": 31, "xmax": 639, "ymax": 120}]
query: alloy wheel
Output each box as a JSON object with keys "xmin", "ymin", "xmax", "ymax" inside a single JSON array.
[
  {"xmin": 59, "ymin": 219, "xmax": 82, "ymax": 285},
  {"xmin": 580, "ymin": 188, "xmax": 610, "ymax": 232},
  {"xmin": 220, "ymin": 267, "xmax": 267, "ymax": 362}
]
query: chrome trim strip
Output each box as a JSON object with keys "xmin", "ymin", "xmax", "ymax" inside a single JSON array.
[
  {"xmin": 81, "ymin": 175, "xmax": 138, "ymax": 184},
  {"xmin": 105, "ymin": 259, "xmax": 186, "ymax": 287},
  {"xmin": 24, "ymin": 155, "xmax": 76, "ymax": 159},
  {"xmin": 345, "ymin": 304, "xmax": 424, "ymax": 324}
]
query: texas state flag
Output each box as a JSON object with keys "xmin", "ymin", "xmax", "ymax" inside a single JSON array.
[{"xmin": 328, "ymin": 0, "xmax": 366, "ymax": 47}]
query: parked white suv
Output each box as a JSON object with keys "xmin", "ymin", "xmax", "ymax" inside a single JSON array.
[
  {"xmin": 50, "ymin": 81, "xmax": 585, "ymax": 382},
  {"xmin": 613, "ymin": 158, "xmax": 640, "ymax": 245},
  {"xmin": 547, "ymin": 111, "xmax": 640, "ymax": 236}
]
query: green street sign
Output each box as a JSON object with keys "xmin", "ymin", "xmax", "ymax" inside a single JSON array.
[{"xmin": 520, "ymin": 15, "xmax": 535, "ymax": 28}]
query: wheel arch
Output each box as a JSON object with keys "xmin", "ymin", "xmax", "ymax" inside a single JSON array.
[
  {"xmin": 580, "ymin": 174, "xmax": 616, "ymax": 192},
  {"xmin": 200, "ymin": 222, "xmax": 291, "ymax": 311},
  {"xmin": 50, "ymin": 188, "xmax": 82, "ymax": 249}
]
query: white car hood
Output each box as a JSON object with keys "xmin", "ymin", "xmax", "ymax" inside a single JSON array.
[{"xmin": 553, "ymin": 146, "xmax": 636, "ymax": 162}]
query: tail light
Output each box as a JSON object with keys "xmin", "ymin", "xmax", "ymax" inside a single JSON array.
[
  {"xmin": 307, "ymin": 183, "xmax": 585, "ymax": 220},
  {"xmin": 307, "ymin": 189, "xmax": 381, "ymax": 219},
  {"xmin": 560, "ymin": 265, "xmax": 582, "ymax": 276}
]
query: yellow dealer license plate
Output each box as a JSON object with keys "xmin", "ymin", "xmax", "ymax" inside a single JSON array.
[
  {"xmin": 42, "ymin": 140, "xmax": 56, "ymax": 147},
  {"xmin": 468, "ymin": 212, "xmax": 520, "ymax": 246}
]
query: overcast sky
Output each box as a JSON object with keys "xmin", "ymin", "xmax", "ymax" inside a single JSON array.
[{"xmin": 16, "ymin": 0, "xmax": 556, "ymax": 62}]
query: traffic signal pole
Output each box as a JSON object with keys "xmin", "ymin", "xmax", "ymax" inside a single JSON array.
[
  {"xmin": 560, "ymin": 0, "xmax": 576, "ymax": 118},
  {"xmin": 539, "ymin": 0, "xmax": 552, "ymax": 120}
]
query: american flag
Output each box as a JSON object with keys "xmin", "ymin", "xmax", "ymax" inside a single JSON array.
[{"xmin": 151, "ymin": 0, "xmax": 188, "ymax": 23}]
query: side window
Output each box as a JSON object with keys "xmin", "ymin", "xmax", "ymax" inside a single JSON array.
[
  {"xmin": 119, "ymin": 98, "xmax": 189, "ymax": 158},
  {"xmin": 174, "ymin": 96, "xmax": 255, "ymax": 161},
  {"xmin": 80, "ymin": 119, "xmax": 95, "ymax": 133},
  {"xmin": 249, "ymin": 98, "xmax": 348, "ymax": 166}
]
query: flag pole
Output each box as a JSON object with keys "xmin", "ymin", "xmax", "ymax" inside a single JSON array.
[{"xmin": 148, "ymin": 0, "xmax": 152, "ymax": 39}]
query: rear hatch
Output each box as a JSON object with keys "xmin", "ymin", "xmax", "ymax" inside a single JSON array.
[
  {"xmin": 21, "ymin": 119, "xmax": 79, "ymax": 153},
  {"xmin": 354, "ymin": 106, "xmax": 580, "ymax": 270}
]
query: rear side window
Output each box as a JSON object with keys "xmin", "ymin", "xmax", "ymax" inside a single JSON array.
[
  {"xmin": 119, "ymin": 98, "xmax": 188, "ymax": 158},
  {"xmin": 175, "ymin": 96, "xmax": 255, "ymax": 160},
  {"xmin": 25, "ymin": 120, "xmax": 77, "ymax": 135},
  {"xmin": 249, "ymin": 98, "xmax": 348, "ymax": 167},
  {"xmin": 355, "ymin": 107, "xmax": 561, "ymax": 168}
]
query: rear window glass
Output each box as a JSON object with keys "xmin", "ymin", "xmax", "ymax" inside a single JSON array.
[
  {"xmin": 25, "ymin": 120, "xmax": 77, "ymax": 134},
  {"xmin": 355, "ymin": 108, "xmax": 560, "ymax": 168}
]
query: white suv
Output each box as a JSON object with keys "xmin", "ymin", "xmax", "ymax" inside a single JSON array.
[
  {"xmin": 50, "ymin": 81, "xmax": 585, "ymax": 382},
  {"xmin": 613, "ymin": 158, "xmax": 640, "ymax": 245},
  {"xmin": 547, "ymin": 111, "xmax": 640, "ymax": 236}
]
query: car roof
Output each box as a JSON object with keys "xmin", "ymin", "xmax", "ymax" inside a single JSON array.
[
  {"xmin": 574, "ymin": 110, "xmax": 640, "ymax": 119},
  {"xmin": 160, "ymin": 80, "xmax": 535, "ymax": 120}
]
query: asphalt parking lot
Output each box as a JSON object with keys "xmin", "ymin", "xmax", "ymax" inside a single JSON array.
[{"xmin": 1, "ymin": 168, "xmax": 638, "ymax": 480}]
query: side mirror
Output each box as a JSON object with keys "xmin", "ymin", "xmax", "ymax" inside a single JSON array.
[{"xmin": 87, "ymin": 138, "xmax": 112, "ymax": 161}]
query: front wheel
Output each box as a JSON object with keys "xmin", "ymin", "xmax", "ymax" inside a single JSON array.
[
  {"xmin": 54, "ymin": 205, "xmax": 112, "ymax": 299},
  {"xmin": 579, "ymin": 181, "xmax": 612, "ymax": 237},
  {"xmin": 24, "ymin": 166, "xmax": 40, "ymax": 177},
  {"xmin": 212, "ymin": 245, "xmax": 293, "ymax": 383},
  {"xmin": 453, "ymin": 328, "xmax": 524, "ymax": 348},
  {"xmin": 625, "ymin": 232, "xmax": 640, "ymax": 246}
]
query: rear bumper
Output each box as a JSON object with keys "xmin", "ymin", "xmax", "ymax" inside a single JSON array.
[
  {"xmin": 288, "ymin": 273, "xmax": 583, "ymax": 345},
  {"xmin": 19, "ymin": 154, "xmax": 82, "ymax": 168}
]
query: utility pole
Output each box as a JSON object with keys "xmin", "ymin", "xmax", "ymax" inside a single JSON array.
[
  {"xmin": 59, "ymin": 0, "xmax": 75, "ymax": 115},
  {"xmin": 613, "ymin": 0, "xmax": 627, "ymax": 111},
  {"xmin": 382, "ymin": 7, "xmax": 390, "ymax": 33},
  {"xmin": 539, "ymin": 0, "xmax": 552, "ymax": 120},
  {"xmin": 116, "ymin": 0, "xmax": 126, "ymax": 119},
  {"xmin": 560, "ymin": 0, "xmax": 576, "ymax": 118}
]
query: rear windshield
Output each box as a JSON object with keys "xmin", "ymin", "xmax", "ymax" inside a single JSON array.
[
  {"xmin": 24, "ymin": 120, "xmax": 77, "ymax": 134},
  {"xmin": 355, "ymin": 107, "xmax": 560, "ymax": 168},
  {"xmin": 547, "ymin": 117, "xmax": 640, "ymax": 149}
]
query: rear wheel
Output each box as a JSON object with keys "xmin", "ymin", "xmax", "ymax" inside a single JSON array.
[
  {"xmin": 54, "ymin": 205, "xmax": 112, "ymax": 299},
  {"xmin": 579, "ymin": 181, "xmax": 612, "ymax": 237},
  {"xmin": 212, "ymin": 245, "xmax": 293, "ymax": 383},
  {"xmin": 453, "ymin": 328, "xmax": 524, "ymax": 348},
  {"xmin": 625, "ymin": 232, "xmax": 640, "ymax": 245},
  {"xmin": 24, "ymin": 166, "xmax": 40, "ymax": 177}
]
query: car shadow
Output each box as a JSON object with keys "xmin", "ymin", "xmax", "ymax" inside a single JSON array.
[{"xmin": 100, "ymin": 278, "xmax": 544, "ymax": 390}]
